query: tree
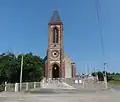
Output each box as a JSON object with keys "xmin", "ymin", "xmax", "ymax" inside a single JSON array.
[
  {"xmin": 0, "ymin": 52, "xmax": 17, "ymax": 83},
  {"xmin": 18, "ymin": 53, "xmax": 44, "ymax": 82},
  {"xmin": 91, "ymin": 72, "xmax": 97, "ymax": 76},
  {"xmin": 0, "ymin": 52, "xmax": 44, "ymax": 84},
  {"xmin": 91, "ymin": 71, "xmax": 113, "ymax": 81},
  {"xmin": 116, "ymin": 73, "xmax": 120, "ymax": 75}
]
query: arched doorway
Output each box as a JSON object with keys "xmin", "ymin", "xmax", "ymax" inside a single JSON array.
[{"xmin": 52, "ymin": 63, "xmax": 59, "ymax": 78}]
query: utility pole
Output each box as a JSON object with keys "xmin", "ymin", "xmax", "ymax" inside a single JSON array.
[
  {"xmin": 84, "ymin": 63, "xmax": 86, "ymax": 75},
  {"xmin": 93, "ymin": 67, "xmax": 96, "ymax": 76},
  {"xmin": 104, "ymin": 62, "xmax": 108, "ymax": 89},
  {"xmin": 20, "ymin": 55, "xmax": 23, "ymax": 91},
  {"xmin": 94, "ymin": 67, "xmax": 95, "ymax": 73},
  {"xmin": 87, "ymin": 63, "xmax": 89, "ymax": 76}
]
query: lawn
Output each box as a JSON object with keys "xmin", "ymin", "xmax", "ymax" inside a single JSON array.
[{"xmin": 108, "ymin": 80, "xmax": 120, "ymax": 86}]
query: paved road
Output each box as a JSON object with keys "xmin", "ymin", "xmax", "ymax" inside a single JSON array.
[
  {"xmin": 0, "ymin": 89, "xmax": 120, "ymax": 102},
  {"xmin": 113, "ymin": 86, "xmax": 120, "ymax": 91}
]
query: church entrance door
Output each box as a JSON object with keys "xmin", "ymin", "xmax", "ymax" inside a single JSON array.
[{"xmin": 52, "ymin": 64, "xmax": 59, "ymax": 78}]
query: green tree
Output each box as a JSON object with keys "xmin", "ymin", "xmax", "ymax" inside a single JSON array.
[
  {"xmin": 91, "ymin": 72, "xmax": 97, "ymax": 76},
  {"xmin": 0, "ymin": 52, "xmax": 44, "ymax": 84},
  {"xmin": 0, "ymin": 52, "xmax": 17, "ymax": 83},
  {"xmin": 18, "ymin": 53, "xmax": 44, "ymax": 82},
  {"xmin": 116, "ymin": 73, "xmax": 120, "ymax": 75}
]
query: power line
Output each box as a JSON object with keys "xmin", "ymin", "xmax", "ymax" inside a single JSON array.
[
  {"xmin": 95, "ymin": 0, "xmax": 108, "ymax": 88},
  {"xmin": 95, "ymin": 0, "xmax": 105, "ymax": 58}
]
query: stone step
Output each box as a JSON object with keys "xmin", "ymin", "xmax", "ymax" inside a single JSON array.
[{"xmin": 41, "ymin": 79, "xmax": 75, "ymax": 89}]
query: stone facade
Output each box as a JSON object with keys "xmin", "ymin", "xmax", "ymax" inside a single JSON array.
[{"xmin": 44, "ymin": 11, "xmax": 76, "ymax": 79}]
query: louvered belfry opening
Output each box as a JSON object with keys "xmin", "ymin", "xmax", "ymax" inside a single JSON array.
[{"xmin": 53, "ymin": 26, "xmax": 59, "ymax": 43}]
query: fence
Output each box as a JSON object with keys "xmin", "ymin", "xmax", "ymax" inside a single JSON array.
[
  {"xmin": 4, "ymin": 76, "xmax": 108, "ymax": 92},
  {"xmin": 5, "ymin": 81, "xmax": 41, "ymax": 92},
  {"xmin": 65, "ymin": 76, "xmax": 108, "ymax": 90}
]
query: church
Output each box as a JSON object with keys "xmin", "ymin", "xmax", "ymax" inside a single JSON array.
[{"xmin": 44, "ymin": 11, "xmax": 76, "ymax": 79}]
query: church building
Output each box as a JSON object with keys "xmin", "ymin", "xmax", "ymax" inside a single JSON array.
[{"xmin": 44, "ymin": 11, "xmax": 76, "ymax": 79}]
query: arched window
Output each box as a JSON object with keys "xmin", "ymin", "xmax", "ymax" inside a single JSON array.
[{"xmin": 53, "ymin": 27, "xmax": 59, "ymax": 43}]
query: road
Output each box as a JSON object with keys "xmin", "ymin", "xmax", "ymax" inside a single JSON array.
[
  {"xmin": 0, "ymin": 88, "xmax": 120, "ymax": 102},
  {"xmin": 113, "ymin": 86, "xmax": 120, "ymax": 91}
]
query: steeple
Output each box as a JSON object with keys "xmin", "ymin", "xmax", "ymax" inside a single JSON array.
[{"xmin": 49, "ymin": 10, "xmax": 62, "ymax": 25}]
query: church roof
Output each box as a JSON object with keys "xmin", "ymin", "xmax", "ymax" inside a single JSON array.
[
  {"xmin": 64, "ymin": 54, "xmax": 74, "ymax": 63},
  {"xmin": 43, "ymin": 56, "xmax": 47, "ymax": 63},
  {"xmin": 49, "ymin": 10, "xmax": 62, "ymax": 24}
]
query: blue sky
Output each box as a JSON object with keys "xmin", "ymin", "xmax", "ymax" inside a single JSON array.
[{"xmin": 0, "ymin": 0, "xmax": 120, "ymax": 73}]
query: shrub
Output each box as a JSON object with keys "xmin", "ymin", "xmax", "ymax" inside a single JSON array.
[{"xmin": 0, "ymin": 84, "xmax": 5, "ymax": 92}]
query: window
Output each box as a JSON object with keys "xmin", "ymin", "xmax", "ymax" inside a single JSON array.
[{"xmin": 53, "ymin": 27, "xmax": 59, "ymax": 43}]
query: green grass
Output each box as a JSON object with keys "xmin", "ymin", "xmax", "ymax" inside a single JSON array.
[
  {"xmin": 0, "ymin": 84, "xmax": 5, "ymax": 92},
  {"xmin": 112, "ymin": 75, "xmax": 120, "ymax": 80},
  {"xmin": 108, "ymin": 80, "xmax": 120, "ymax": 86}
]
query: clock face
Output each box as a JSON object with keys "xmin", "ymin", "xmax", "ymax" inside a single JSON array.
[{"xmin": 51, "ymin": 50, "xmax": 59, "ymax": 58}]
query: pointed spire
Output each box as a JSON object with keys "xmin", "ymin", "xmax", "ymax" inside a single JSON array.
[{"xmin": 49, "ymin": 10, "xmax": 62, "ymax": 24}]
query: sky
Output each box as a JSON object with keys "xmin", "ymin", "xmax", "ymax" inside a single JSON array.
[{"xmin": 0, "ymin": 0, "xmax": 120, "ymax": 73}]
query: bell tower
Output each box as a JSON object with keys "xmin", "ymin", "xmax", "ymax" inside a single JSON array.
[{"xmin": 44, "ymin": 11, "xmax": 65, "ymax": 78}]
